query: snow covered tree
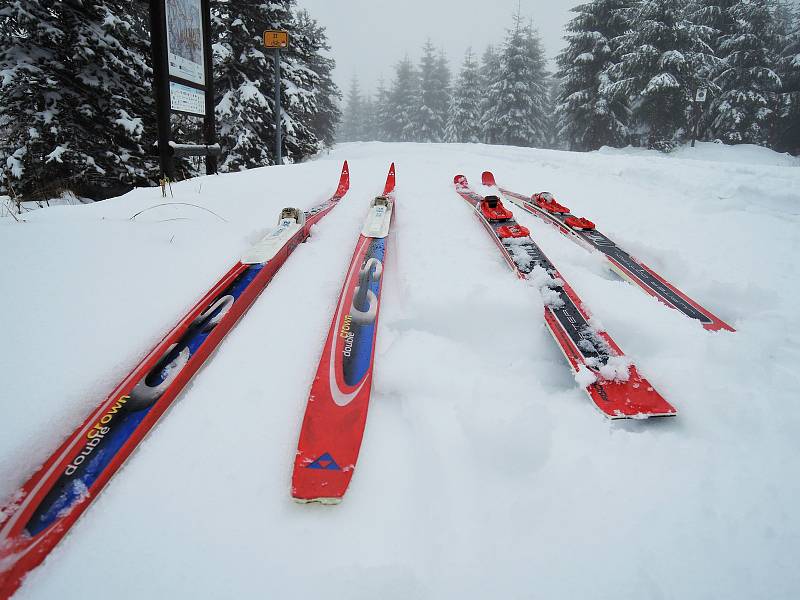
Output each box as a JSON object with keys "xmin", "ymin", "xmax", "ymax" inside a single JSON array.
[
  {"xmin": 481, "ymin": 13, "xmax": 551, "ymax": 147},
  {"xmin": 361, "ymin": 95, "xmax": 378, "ymax": 141},
  {"xmin": 523, "ymin": 19, "xmax": 553, "ymax": 146},
  {"xmin": 0, "ymin": 0, "xmax": 156, "ymax": 199},
  {"xmin": 340, "ymin": 77, "xmax": 364, "ymax": 141},
  {"xmin": 605, "ymin": 0, "xmax": 712, "ymax": 150},
  {"xmin": 445, "ymin": 49, "xmax": 483, "ymax": 143},
  {"xmin": 295, "ymin": 9, "xmax": 340, "ymax": 149},
  {"xmin": 413, "ymin": 41, "xmax": 451, "ymax": 142},
  {"xmin": 479, "ymin": 45, "xmax": 502, "ymax": 143},
  {"xmin": 374, "ymin": 77, "xmax": 392, "ymax": 141},
  {"xmin": 774, "ymin": 4, "xmax": 800, "ymax": 153},
  {"xmin": 709, "ymin": 0, "xmax": 782, "ymax": 144},
  {"xmin": 214, "ymin": 0, "xmax": 329, "ymax": 169},
  {"xmin": 555, "ymin": 0, "xmax": 632, "ymax": 151},
  {"xmin": 386, "ymin": 56, "xmax": 420, "ymax": 141}
]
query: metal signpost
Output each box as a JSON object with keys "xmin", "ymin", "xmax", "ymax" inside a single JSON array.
[
  {"xmin": 263, "ymin": 30, "xmax": 289, "ymax": 165},
  {"xmin": 149, "ymin": 0, "xmax": 220, "ymax": 182}
]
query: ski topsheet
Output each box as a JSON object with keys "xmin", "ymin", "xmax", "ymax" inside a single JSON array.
[
  {"xmin": 292, "ymin": 164, "xmax": 396, "ymax": 504},
  {"xmin": 0, "ymin": 162, "xmax": 351, "ymax": 599},
  {"xmin": 454, "ymin": 174, "xmax": 676, "ymax": 420},
  {"xmin": 481, "ymin": 171, "xmax": 734, "ymax": 332}
]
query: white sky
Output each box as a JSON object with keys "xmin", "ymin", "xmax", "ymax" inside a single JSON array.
[{"xmin": 295, "ymin": 0, "xmax": 579, "ymax": 94}]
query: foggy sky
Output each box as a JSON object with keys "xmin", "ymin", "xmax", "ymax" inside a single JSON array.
[{"xmin": 296, "ymin": 0, "xmax": 579, "ymax": 94}]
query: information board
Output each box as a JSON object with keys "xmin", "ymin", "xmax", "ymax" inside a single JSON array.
[
  {"xmin": 170, "ymin": 81, "xmax": 205, "ymax": 115},
  {"xmin": 166, "ymin": 0, "xmax": 205, "ymax": 85}
]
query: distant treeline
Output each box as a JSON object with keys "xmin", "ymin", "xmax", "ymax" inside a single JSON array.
[{"xmin": 339, "ymin": 0, "xmax": 800, "ymax": 154}]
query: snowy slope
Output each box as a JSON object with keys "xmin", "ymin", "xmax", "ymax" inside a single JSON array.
[{"xmin": 1, "ymin": 142, "xmax": 799, "ymax": 599}]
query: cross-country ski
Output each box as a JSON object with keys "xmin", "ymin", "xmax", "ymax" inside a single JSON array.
[
  {"xmin": 453, "ymin": 174, "xmax": 676, "ymax": 419},
  {"xmin": 292, "ymin": 163, "xmax": 396, "ymax": 504},
  {"xmin": 481, "ymin": 171, "xmax": 735, "ymax": 332},
  {"xmin": 0, "ymin": 163, "xmax": 349, "ymax": 598}
]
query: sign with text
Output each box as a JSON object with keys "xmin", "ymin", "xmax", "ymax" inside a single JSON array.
[
  {"xmin": 263, "ymin": 30, "xmax": 289, "ymax": 49},
  {"xmin": 166, "ymin": 0, "xmax": 205, "ymax": 85},
  {"xmin": 170, "ymin": 81, "xmax": 205, "ymax": 115}
]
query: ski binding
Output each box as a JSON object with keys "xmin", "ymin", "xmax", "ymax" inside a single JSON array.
[
  {"xmin": 361, "ymin": 195, "xmax": 393, "ymax": 238},
  {"xmin": 242, "ymin": 207, "xmax": 306, "ymax": 264}
]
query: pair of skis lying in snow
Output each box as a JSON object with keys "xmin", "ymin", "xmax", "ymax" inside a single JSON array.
[
  {"xmin": 0, "ymin": 162, "xmax": 733, "ymax": 598},
  {"xmin": 0, "ymin": 162, "xmax": 395, "ymax": 598},
  {"xmin": 452, "ymin": 172, "xmax": 734, "ymax": 422}
]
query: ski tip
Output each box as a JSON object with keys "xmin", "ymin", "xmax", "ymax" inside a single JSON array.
[
  {"xmin": 336, "ymin": 161, "xmax": 350, "ymax": 197},
  {"xmin": 454, "ymin": 174, "xmax": 467, "ymax": 187},
  {"xmin": 383, "ymin": 162, "xmax": 396, "ymax": 195},
  {"xmin": 481, "ymin": 171, "xmax": 496, "ymax": 187}
]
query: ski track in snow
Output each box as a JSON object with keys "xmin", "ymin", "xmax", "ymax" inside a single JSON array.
[{"xmin": 1, "ymin": 142, "xmax": 799, "ymax": 599}]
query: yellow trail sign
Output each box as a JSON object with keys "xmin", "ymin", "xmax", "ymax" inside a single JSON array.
[{"xmin": 263, "ymin": 30, "xmax": 289, "ymax": 49}]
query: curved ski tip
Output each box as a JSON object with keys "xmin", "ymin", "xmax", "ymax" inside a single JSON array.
[
  {"xmin": 481, "ymin": 171, "xmax": 496, "ymax": 187},
  {"xmin": 454, "ymin": 174, "xmax": 467, "ymax": 186},
  {"xmin": 337, "ymin": 161, "xmax": 350, "ymax": 196},
  {"xmin": 383, "ymin": 162, "xmax": 396, "ymax": 195}
]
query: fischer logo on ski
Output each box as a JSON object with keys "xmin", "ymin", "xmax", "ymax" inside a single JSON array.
[
  {"xmin": 481, "ymin": 171, "xmax": 734, "ymax": 332},
  {"xmin": 0, "ymin": 162, "xmax": 351, "ymax": 600},
  {"xmin": 454, "ymin": 173, "xmax": 676, "ymax": 420},
  {"xmin": 292, "ymin": 163, "xmax": 396, "ymax": 504}
]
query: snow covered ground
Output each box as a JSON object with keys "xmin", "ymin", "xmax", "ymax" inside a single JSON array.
[{"xmin": 1, "ymin": 141, "xmax": 799, "ymax": 599}]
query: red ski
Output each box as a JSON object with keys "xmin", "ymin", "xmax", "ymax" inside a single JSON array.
[
  {"xmin": 482, "ymin": 171, "xmax": 734, "ymax": 332},
  {"xmin": 454, "ymin": 174, "xmax": 676, "ymax": 419},
  {"xmin": 292, "ymin": 164, "xmax": 396, "ymax": 503},
  {"xmin": 0, "ymin": 163, "xmax": 350, "ymax": 600}
]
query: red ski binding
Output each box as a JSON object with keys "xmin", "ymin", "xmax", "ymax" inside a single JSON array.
[
  {"xmin": 534, "ymin": 192, "xmax": 569, "ymax": 214},
  {"xmin": 497, "ymin": 224, "xmax": 530, "ymax": 238},
  {"xmin": 480, "ymin": 195, "xmax": 513, "ymax": 221},
  {"xmin": 564, "ymin": 216, "xmax": 595, "ymax": 230}
]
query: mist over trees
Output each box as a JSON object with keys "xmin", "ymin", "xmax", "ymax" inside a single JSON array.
[
  {"xmin": 339, "ymin": 12, "xmax": 556, "ymax": 148},
  {"xmin": 341, "ymin": 1, "xmax": 800, "ymax": 155},
  {"xmin": 0, "ymin": 0, "xmax": 341, "ymax": 200}
]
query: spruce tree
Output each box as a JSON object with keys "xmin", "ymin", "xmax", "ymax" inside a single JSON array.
[
  {"xmin": 387, "ymin": 56, "xmax": 420, "ymax": 142},
  {"xmin": 340, "ymin": 77, "xmax": 364, "ymax": 141},
  {"xmin": 215, "ymin": 0, "xmax": 324, "ymax": 169},
  {"xmin": 686, "ymin": 0, "xmax": 737, "ymax": 138},
  {"xmin": 295, "ymin": 10, "xmax": 341, "ymax": 149},
  {"xmin": 361, "ymin": 96, "xmax": 377, "ymax": 141},
  {"xmin": 374, "ymin": 77, "xmax": 392, "ymax": 141},
  {"xmin": 445, "ymin": 49, "xmax": 483, "ymax": 143},
  {"xmin": 479, "ymin": 45, "xmax": 502, "ymax": 143},
  {"xmin": 709, "ymin": 0, "xmax": 782, "ymax": 144},
  {"xmin": 415, "ymin": 41, "xmax": 449, "ymax": 142},
  {"xmin": 482, "ymin": 13, "xmax": 550, "ymax": 147},
  {"xmin": 775, "ymin": 4, "xmax": 800, "ymax": 153},
  {"xmin": 555, "ymin": 0, "xmax": 631, "ymax": 151},
  {"xmin": 434, "ymin": 50, "xmax": 453, "ymax": 136},
  {"xmin": 523, "ymin": 19, "xmax": 553, "ymax": 147},
  {"xmin": 605, "ymin": 0, "xmax": 711, "ymax": 150},
  {"xmin": 0, "ymin": 0, "xmax": 155, "ymax": 199}
]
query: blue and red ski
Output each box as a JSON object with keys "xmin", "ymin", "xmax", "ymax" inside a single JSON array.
[
  {"xmin": 0, "ymin": 163, "xmax": 350, "ymax": 599},
  {"xmin": 292, "ymin": 164, "xmax": 396, "ymax": 503}
]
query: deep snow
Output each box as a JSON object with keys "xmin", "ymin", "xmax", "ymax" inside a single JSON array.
[{"xmin": 1, "ymin": 142, "xmax": 799, "ymax": 599}]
